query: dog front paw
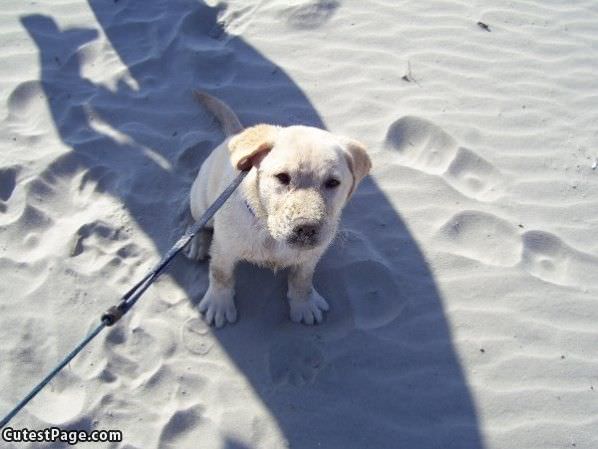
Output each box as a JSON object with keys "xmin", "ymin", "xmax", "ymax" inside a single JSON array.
[
  {"xmin": 289, "ymin": 290, "xmax": 329, "ymax": 325},
  {"xmin": 198, "ymin": 288, "xmax": 237, "ymax": 328}
]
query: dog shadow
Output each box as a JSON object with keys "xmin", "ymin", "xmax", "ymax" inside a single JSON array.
[{"xmin": 19, "ymin": 1, "xmax": 483, "ymax": 448}]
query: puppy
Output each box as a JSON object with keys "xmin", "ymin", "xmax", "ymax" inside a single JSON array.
[{"xmin": 185, "ymin": 92, "xmax": 371, "ymax": 327}]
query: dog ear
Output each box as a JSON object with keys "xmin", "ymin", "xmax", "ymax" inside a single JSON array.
[
  {"xmin": 342, "ymin": 137, "xmax": 372, "ymax": 199},
  {"xmin": 228, "ymin": 124, "xmax": 278, "ymax": 171}
]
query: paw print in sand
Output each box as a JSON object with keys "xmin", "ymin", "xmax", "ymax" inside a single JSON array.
[{"xmin": 269, "ymin": 337, "xmax": 324, "ymax": 387}]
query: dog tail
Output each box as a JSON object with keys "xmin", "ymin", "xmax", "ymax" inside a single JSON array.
[{"xmin": 193, "ymin": 91, "xmax": 243, "ymax": 137}]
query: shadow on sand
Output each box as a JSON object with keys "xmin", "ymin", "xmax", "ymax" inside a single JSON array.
[{"xmin": 21, "ymin": 1, "xmax": 483, "ymax": 448}]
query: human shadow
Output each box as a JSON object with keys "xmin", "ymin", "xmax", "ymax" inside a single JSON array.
[{"xmin": 20, "ymin": 1, "xmax": 483, "ymax": 448}]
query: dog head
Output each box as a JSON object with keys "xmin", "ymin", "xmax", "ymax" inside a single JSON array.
[{"xmin": 229, "ymin": 125, "xmax": 371, "ymax": 249}]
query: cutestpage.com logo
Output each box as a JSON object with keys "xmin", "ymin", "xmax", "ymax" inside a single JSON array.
[{"xmin": 2, "ymin": 426, "xmax": 123, "ymax": 445}]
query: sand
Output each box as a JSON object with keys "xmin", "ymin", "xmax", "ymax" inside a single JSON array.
[{"xmin": 1, "ymin": 0, "xmax": 598, "ymax": 448}]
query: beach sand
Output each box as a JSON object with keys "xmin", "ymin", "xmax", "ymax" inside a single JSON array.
[{"xmin": 1, "ymin": 0, "xmax": 597, "ymax": 448}]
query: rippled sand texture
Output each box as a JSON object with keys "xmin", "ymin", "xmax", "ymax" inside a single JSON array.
[{"xmin": 1, "ymin": 1, "xmax": 598, "ymax": 448}]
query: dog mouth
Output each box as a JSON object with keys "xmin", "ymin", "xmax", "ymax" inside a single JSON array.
[
  {"xmin": 284, "ymin": 219, "xmax": 325, "ymax": 249},
  {"xmin": 268, "ymin": 216, "xmax": 329, "ymax": 250},
  {"xmin": 286, "ymin": 234, "xmax": 320, "ymax": 249}
]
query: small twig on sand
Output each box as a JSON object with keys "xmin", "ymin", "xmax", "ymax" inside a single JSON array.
[
  {"xmin": 402, "ymin": 60, "xmax": 421, "ymax": 87},
  {"xmin": 477, "ymin": 21, "xmax": 491, "ymax": 32},
  {"xmin": 401, "ymin": 60, "xmax": 412, "ymax": 82}
]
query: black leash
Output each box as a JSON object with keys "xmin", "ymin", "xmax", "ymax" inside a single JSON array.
[{"xmin": 0, "ymin": 170, "xmax": 248, "ymax": 429}]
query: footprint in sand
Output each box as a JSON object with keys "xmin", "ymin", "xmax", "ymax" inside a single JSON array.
[
  {"xmin": 20, "ymin": 154, "xmax": 116, "ymax": 233},
  {"xmin": 70, "ymin": 220, "xmax": 128, "ymax": 257},
  {"xmin": 75, "ymin": 165, "xmax": 118, "ymax": 204},
  {"xmin": 6, "ymin": 80, "xmax": 52, "ymax": 134},
  {"xmin": 281, "ymin": 0, "xmax": 340, "ymax": 30},
  {"xmin": 26, "ymin": 153, "xmax": 117, "ymax": 207},
  {"xmin": 14, "ymin": 204, "xmax": 54, "ymax": 235},
  {"xmin": 69, "ymin": 219, "xmax": 141, "ymax": 282},
  {"xmin": 102, "ymin": 320, "xmax": 176, "ymax": 383},
  {"xmin": 385, "ymin": 116, "xmax": 503, "ymax": 201},
  {"xmin": 521, "ymin": 230, "xmax": 598, "ymax": 288},
  {"xmin": 181, "ymin": 317, "xmax": 214, "ymax": 356},
  {"xmin": 269, "ymin": 337, "xmax": 324, "ymax": 387},
  {"xmin": 27, "ymin": 372, "xmax": 87, "ymax": 425},
  {"xmin": 436, "ymin": 210, "xmax": 522, "ymax": 266},
  {"xmin": 319, "ymin": 259, "xmax": 406, "ymax": 331},
  {"xmin": 4, "ymin": 157, "xmax": 124, "ymax": 266},
  {"xmin": 158, "ymin": 404, "xmax": 205, "ymax": 447},
  {"xmin": 436, "ymin": 210, "xmax": 598, "ymax": 287},
  {"xmin": 0, "ymin": 166, "xmax": 18, "ymax": 205}
]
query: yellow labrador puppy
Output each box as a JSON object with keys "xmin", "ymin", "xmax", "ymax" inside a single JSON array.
[{"xmin": 185, "ymin": 92, "xmax": 371, "ymax": 327}]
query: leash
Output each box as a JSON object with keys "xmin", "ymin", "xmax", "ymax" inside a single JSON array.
[{"xmin": 0, "ymin": 169, "xmax": 248, "ymax": 429}]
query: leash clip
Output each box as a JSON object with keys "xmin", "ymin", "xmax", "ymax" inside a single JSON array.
[{"xmin": 101, "ymin": 303, "xmax": 127, "ymax": 326}]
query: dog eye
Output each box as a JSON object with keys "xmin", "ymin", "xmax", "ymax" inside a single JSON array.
[
  {"xmin": 275, "ymin": 172, "xmax": 291, "ymax": 185},
  {"xmin": 324, "ymin": 178, "xmax": 340, "ymax": 189}
]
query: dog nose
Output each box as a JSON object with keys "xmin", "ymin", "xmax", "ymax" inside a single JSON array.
[{"xmin": 292, "ymin": 222, "xmax": 319, "ymax": 240}]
